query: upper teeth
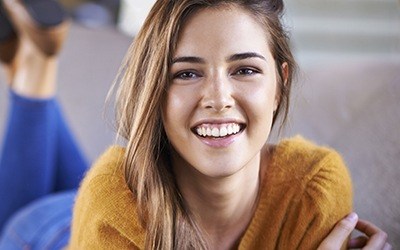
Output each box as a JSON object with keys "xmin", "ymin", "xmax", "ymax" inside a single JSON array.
[{"xmin": 195, "ymin": 123, "xmax": 241, "ymax": 137}]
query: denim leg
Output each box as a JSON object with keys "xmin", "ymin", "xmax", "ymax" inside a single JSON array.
[
  {"xmin": 0, "ymin": 190, "xmax": 76, "ymax": 250},
  {"xmin": 53, "ymin": 101, "xmax": 88, "ymax": 191},
  {"xmin": 0, "ymin": 92, "xmax": 57, "ymax": 232},
  {"xmin": 0, "ymin": 90, "xmax": 89, "ymax": 233}
]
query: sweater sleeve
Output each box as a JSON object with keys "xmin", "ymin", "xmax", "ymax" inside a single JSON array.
[{"xmin": 277, "ymin": 150, "xmax": 353, "ymax": 250}]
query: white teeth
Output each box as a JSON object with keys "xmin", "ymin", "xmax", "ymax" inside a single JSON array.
[
  {"xmin": 211, "ymin": 127, "xmax": 219, "ymax": 137},
  {"xmin": 234, "ymin": 124, "xmax": 239, "ymax": 133},
  {"xmin": 194, "ymin": 123, "xmax": 243, "ymax": 137},
  {"xmin": 227, "ymin": 124, "xmax": 233, "ymax": 134},
  {"xmin": 206, "ymin": 127, "xmax": 212, "ymax": 136},
  {"xmin": 201, "ymin": 127, "xmax": 206, "ymax": 136},
  {"xmin": 220, "ymin": 127, "xmax": 227, "ymax": 137}
]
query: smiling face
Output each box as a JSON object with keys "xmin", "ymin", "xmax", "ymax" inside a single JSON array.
[{"xmin": 162, "ymin": 5, "xmax": 279, "ymax": 178}]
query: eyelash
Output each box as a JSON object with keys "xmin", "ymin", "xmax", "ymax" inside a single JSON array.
[
  {"xmin": 174, "ymin": 71, "xmax": 200, "ymax": 80},
  {"xmin": 233, "ymin": 67, "xmax": 260, "ymax": 76}
]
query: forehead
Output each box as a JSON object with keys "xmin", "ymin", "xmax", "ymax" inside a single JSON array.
[{"xmin": 174, "ymin": 5, "xmax": 272, "ymax": 59}]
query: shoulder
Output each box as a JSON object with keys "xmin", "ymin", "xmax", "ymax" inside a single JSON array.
[
  {"xmin": 69, "ymin": 146, "xmax": 145, "ymax": 249},
  {"xmin": 75, "ymin": 146, "xmax": 133, "ymax": 211},
  {"xmin": 263, "ymin": 135, "xmax": 353, "ymax": 217},
  {"xmin": 74, "ymin": 146, "xmax": 132, "ymax": 215},
  {"xmin": 257, "ymin": 136, "xmax": 353, "ymax": 248},
  {"xmin": 267, "ymin": 135, "xmax": 351, "ymax": 188},
  {"xmin": 86, "ymin": 145, "xmax": 126, "ymax": 178}
]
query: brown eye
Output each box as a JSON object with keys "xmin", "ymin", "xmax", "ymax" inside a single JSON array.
[
  {"xmin": 175, "ymin": 71, "xmax": 199, "ymax": 80},
  {"xmin": 234, "ymin": 68, "xmax": 259, "ymax": 76}
]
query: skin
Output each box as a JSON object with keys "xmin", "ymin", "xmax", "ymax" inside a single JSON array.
[
  {"xmin": 11, "ymin": 37, "xmax": 58, "ymax": 98},
  {"xmin": 163, "ymin": 6, "xmax": 281, "ymax": 249}
]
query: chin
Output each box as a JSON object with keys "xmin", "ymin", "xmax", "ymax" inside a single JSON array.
[{"xmin": 191, "ymin": 156, "xmax": 252, "ymax": 178}]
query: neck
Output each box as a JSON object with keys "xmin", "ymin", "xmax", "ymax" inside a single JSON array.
[{"xmin": 173, "ymin": 153, "xmax": 262, "ymax": 250}]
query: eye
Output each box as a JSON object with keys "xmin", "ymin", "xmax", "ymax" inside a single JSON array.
[
  {"xmin": 234, "ymin": 68, "xmax": 260, "ymax": 76},
  {"xmin": 174, "ymin": 71, "xmax": 200, "ymax": 80}
]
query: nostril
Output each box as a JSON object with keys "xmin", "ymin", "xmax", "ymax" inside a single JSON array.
[
  {"xmin": 200, "ymin": 92, "xmax": 234, "ymax": 111},
  {"xmin": 204, "ymin": 103, "xmax": 233, "ymax": 111}
]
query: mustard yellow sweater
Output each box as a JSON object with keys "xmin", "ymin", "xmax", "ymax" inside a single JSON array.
[{"xmin": 68, "ymin": 136, "xmax": 352, "ymax": 249}]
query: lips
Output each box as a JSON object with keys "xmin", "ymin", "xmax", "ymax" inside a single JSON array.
[{"xmin": 192, "ymin": 122, "xmax": 245, "ymax": 138}]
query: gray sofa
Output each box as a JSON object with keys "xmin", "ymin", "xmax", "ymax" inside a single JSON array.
[{"xmin": 0, "ymin": 24, "xmax": 399, "ymax": 247}]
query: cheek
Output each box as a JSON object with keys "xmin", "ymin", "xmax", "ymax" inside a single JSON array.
[
  {"xmin": 163, "ymin": 86, "xmax": 198, "ymax": 134},
  {"xmin": 234, "ymin": 82, "xmax": 277, "ymax": 144},
  {"xmin": 236, "ymin": 81, "xmax": 277, "ymax": 118},
  {"xmin": 251, "ymin": 90, "xmax": 276, "ymax": 131}
]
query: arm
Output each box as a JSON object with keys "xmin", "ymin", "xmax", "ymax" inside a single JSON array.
[
  {"xmin": 277, "ymin": 150, "xmax": 353, "ymax": 249},
  {"xmin": 304, "ymin": 150, "xmax": 354, "ymax": 249}
]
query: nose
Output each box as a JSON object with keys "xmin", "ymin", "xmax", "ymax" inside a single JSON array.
[{"xmin": 200, "ymin": 74, "xmax": 234, "ymax": 112}]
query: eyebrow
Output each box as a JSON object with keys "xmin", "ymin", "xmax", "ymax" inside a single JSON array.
[
  {"xmin": 172, "ymin": 56, "xmax": 205, "ymax": 64},
  {"xmin": 171, "ymin": 52, "xmax": 266, "ymax": 64},
  {"xmin": 227, "ymin": 52, "xmax": 266, "ymax": 62}
]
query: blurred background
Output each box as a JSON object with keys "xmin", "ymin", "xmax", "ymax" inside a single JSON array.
[{"xmin": 0, "ymin": 0, "xmax": 399, "ymax": 247}]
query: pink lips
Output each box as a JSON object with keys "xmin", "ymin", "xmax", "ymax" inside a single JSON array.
[{"xmin": 197, "ymin": 132, "xmax": 242, "ymax": 148}]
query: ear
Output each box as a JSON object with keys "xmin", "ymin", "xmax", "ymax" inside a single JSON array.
[
  {"xmin": 281, "ymin": 62, "xmax": 289, "ymax": 85},
  {"xmin": 274, "ymin": 62, "xmax": 289, "ymax": 112}
]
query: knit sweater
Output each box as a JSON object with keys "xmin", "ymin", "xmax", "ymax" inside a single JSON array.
[{"xmin": 68, "ymin": 136, "xmax": 352, "ymax": 249}]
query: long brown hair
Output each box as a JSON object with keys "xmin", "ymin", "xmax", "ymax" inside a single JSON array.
[{"xmin": 113, "ymin": 0, "xmax": 296, "ymax": 248}]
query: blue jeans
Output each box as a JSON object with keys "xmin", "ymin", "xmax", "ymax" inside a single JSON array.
[
  {"xmin": 0, "ymin": 92, "xmax": 88, "ymax": 249},
  {"xmin": 0, "ymin": 191, "xmax": 76, "ymax": 250}
]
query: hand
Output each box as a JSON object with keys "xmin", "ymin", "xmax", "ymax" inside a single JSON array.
[
  {"xmin": 317, "ymin": 213, "xmax": 391, "ymax": 250},
  {"xmin": 348, "ymin": 219, "xmax": 391, "ymax": 250}
]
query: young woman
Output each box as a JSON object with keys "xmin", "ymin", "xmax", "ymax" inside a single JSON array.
[{"xmin": 0, "ymin": 0, "xmax": 390, "ymax": 249}]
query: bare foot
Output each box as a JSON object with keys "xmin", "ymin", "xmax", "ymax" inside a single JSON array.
[
  {"xmin": 2, "ymin": 0, "xmax": 70, "ymax": 98},
  {"xmin": 11, "ymin": 35, "xmax": 59, "ymax": 98}
]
